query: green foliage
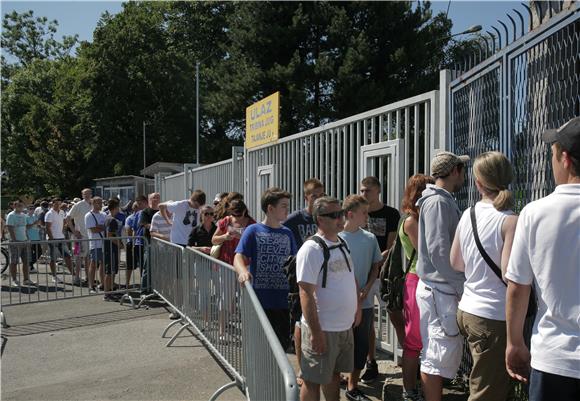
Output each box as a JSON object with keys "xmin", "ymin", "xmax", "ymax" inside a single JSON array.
[{"xmin": 2, "ymin": 1, "xmax": 461, "ymax": 199}]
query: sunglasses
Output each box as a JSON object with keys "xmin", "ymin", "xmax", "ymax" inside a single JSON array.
[
  {"xmin": 204, "ymin": 212, "xmax": 214, "ymax": 216},
  {"xmin": 319, "ymin": 210, "xmax": 345, "ymax": 219},
  {"xmin": 231, "ymin": 212, "xmax": 244, "ymax": 217}
]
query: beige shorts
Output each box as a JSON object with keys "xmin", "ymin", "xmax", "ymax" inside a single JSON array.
[{"xmin": 300, "ymin": 323, "xmax": 354, "ymax": 385}]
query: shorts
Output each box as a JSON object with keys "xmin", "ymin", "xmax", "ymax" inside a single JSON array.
[
  {"xmin": 125, "ymin": 243, "xmax": 143, "ymax": 270},
  {"xmin": 104, "ymin": 246, "xmax": 119, "ymax": 275},
  {"xmin": 403, "ymin": 273, "xmax": 422, "ymax": 358},
  {"xmin": 353, "ymin": 308, "xmax": 374, "ymax": 370},
  {"xmin": 9, "ymin": 243, "xmax": 28, "ymax": 264},
  {"xmin": 530, "ymin": 368, "xmax": 580, "ymax": 401},
  {"xmin": 416, "ymin": 279, "xmax": 462, "ymax": 379},
  {"xmin": 300, "ymin": 323, "xmax": 354, "ymax": 385},
  {"xmin": 457, "ymin": 309, "xmax": 511, "ymax": 401},
  {"xmin": 75, "ymin": 240, "xmax": 89, "ymax": 258},
  {"xmin": 265, "ymin": 308, "xmax": 291, "ymax": 351},
  {"xmin": 89, "ymin": 248, "xmax": 103, "ymax": 263},
  {"xmin": 49, "ymin": 242, "xmax": 71, "ymax": 261}
]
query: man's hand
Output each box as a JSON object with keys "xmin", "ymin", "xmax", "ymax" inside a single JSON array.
[
  {"xmin": 506, "ymin": 342, "xmax": 531, "ymax": 383},
  {"xmin": 310, "ymin": 330, "xmax": 326, "ymax": 355},
  {"xmin": 360, "ymin": 284, "xmax": 373, "ymax": 301},
  {"xmin": 237, "ymin": 271, "xmax": 252, "ymax": 287}
]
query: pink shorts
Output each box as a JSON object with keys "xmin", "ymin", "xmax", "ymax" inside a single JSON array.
[{"xmin": 403, "ymin": 273, "xmax": 422, "ymax": 358}]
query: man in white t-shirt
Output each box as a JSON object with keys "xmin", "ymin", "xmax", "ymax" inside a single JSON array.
[
  {"xmin": 158, "ymin": 190, "xmax": 206, "ymax": 246},
  {"xmin": 67, "ymin": 188, "xmax": 92, "ymax": 285},
  {"xmin": 296, "ymin": 196, "xmax": 361, "ymax": 401},
  {"xmin": 45, "ymin": 198, "xmax": 74, "ymax": 283},
  {"xmin": 506, "ymin": 116, "xmax": 580, "ymax": 401},
  {"xmin": 85, "ymin": 197, "xmax": 106, "ymax": 293}
]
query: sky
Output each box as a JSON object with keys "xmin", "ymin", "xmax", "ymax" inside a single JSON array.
[{"xmin": 2, "ymin": 0, "xmax": 525, "ymax": 45}]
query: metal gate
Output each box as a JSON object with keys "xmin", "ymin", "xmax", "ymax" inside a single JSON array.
[{"xmin": 450, "ymin": 5, "xmax": 579, "ymax": 211}]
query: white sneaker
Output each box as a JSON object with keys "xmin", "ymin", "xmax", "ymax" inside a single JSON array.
[
  {"xmin": 23, "ymin": 279, "xmax": 37, "ymax": 286},
  {"xmin": 51, "ymin": 276, "xmax": 63, "ymax": 284},
  {"xmin": 11, "ymin": 279, "xmax": 20, "ymax": 287}
]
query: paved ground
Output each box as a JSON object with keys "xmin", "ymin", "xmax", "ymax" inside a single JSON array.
[{"xmin": 1, "ymin": 296, "xmax": 245, "ymax": 401}]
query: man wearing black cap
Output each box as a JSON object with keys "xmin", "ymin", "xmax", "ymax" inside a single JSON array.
[
  {"xmin": 505, "ymin": 116, "xmax": 580, "ymax": 400},
  {"xmin": 415, "ymin": 151, "xmax": 469, "ymax": 401}
]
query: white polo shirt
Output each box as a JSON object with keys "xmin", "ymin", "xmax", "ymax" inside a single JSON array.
[{"xmin": 505, "ymin": 183, "xmax": 580, "ymax": 379}]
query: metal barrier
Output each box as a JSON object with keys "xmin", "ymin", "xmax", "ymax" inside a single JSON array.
[
  {"xmin": 150, "ymin": 238, "xmax": 298, "ymax": 401},
  {"xmin": 0, "ymin": 236, "xmax": 148, "ymax": 327}
]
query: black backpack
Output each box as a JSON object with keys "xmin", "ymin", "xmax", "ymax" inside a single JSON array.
[
  {"xmin": 379, "ymin": 215, "xmax": 416, "ymax": 311},
  {"xmin": 284, "ymin": 235, "xmax": 351, "ymax": 295}
]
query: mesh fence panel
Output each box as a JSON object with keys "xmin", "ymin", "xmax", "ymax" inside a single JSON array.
[{"xmin": 452, "ymin": 67, "xmax": 501, "ymax": 212}]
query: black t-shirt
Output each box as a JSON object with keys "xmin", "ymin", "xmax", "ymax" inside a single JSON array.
[
  {"xmin": 367, "ymin": 205, "xmax": 400, "ymax": 252},
  {"xmin": 104, "ymin": 215, "xmax": 119, "ymax": 252},
  {"xmin": 139, "ymin": 208, "xmax": 158, "ymax": 239},
  {"xmin": 283, "ymin": 210, "xmax": 317, "ymax": 248},
  {"xmin": 188, "ymin": 223, "xmax": 217, "ymax": 247}
]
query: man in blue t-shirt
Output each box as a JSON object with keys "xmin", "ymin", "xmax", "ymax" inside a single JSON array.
[
  {"xmin": 283, "ymin": 178, "xmax": 324, "ymax": 248},
  {"xmin": 234, "ymin": 188, "xmax": 297, "ymax": 350},
  {"xmin": 6, "ymin": 199, "xmax": 33, "ymax": 286}
]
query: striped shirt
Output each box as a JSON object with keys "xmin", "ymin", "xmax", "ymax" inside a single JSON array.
[{"xmin": 150, "ymin": 211, "xmax": 172, "ymax": 239}]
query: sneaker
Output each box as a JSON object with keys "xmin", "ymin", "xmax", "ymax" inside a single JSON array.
[
  {"xmin": 89, "ymin": 287, "xmax": 97, "ymax": 294},
  {"xmin": 23, "ymin": 279, "xmax": 37, "ymax": 286},
  {"xmin": 169, "ymin": 312, "xmax": 180, "ymax": 320},
  {"xmin": 73, "ymin": 277, "xmax": 81, "ymax": 286},
  {"xmin": 51, "ymin": 276, "xmax": 63, "ymax": 284},
  {"xmin": 11, "ymin": 279, "xmax": 20, "ymax": 288},
  {"xmin": 360, "ymin": 360, "xmax": 378, "ymax": 383},
  {"xmin": 29, "ymin": 266, "xmax": 36, "ymax": 273},
  {"xmin": 345, "ymin": 388, "xmax": 371, "ymax": 401}
]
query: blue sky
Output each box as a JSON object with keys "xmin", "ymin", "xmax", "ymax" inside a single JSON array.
[{"xmin": 2, "ymin": 1, "xmax": 524, "ymax": 44}]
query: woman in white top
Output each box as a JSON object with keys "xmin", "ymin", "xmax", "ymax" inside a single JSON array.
[{"xmin": 450, "ymin": 151, "xmax": 518, "ymax": 401}]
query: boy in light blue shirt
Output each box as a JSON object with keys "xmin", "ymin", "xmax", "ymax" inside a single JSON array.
[
  {"xmin": 6, "ymin": 200, "xmax": 34, "ymax": 286},
  {"xmin": 339, "ymin": 195, "xmax": 382, "ymax": 401},
  {"xmin": 26, "ymin": 205, "xmax": 41, "ymax": 272}
]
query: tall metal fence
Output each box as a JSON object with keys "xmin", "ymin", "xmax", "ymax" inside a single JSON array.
[
  {"xmin": 158, "ymin": 147, "xmax": 245, "ymax": 202},
  {"xmin": 149, "ymin": 238, "xmax": 298, "ymax": 401},
  {"xmin": 450, "ymin": 5, "xmax": 580, "ymax": 211}
]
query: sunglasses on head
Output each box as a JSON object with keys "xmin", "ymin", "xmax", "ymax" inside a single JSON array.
[
  {"xmin": 319, "ymin": 210, "xmax": 345, "ymax": 219},
  {"xmin": 231, "ymin": 212, "xmax": 244, "ymax": 217}
]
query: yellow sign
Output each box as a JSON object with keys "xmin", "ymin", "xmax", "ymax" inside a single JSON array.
[{"xmin": 245, "ymin": 92, "xmax": 280, "ymax": 149}]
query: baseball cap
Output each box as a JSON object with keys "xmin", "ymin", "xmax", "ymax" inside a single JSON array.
[
  {"xmin": 542, "ymin": 116, "xmax": 580, "ymax": 159},
  {"xmin": 431, "ymin": 151, "xmax": 470, "ymax": 178}
]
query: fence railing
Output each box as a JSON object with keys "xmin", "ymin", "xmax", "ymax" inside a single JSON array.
[
  {"xmin": 149, "ymin": 238, "xmax": 298, "ymax": 401},
  {"xmin": 1, "ymin": 236, "xmax": 148, "ymax": 327}
]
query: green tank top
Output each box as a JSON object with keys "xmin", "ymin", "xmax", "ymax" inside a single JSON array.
[{"xmin": 398, "ymin": 218, "xmax": 417, "ymax": 274}]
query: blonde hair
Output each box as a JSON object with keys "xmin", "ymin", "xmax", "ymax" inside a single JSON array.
[
  {"xmin": 342, "ymin": 194, "xmax": 368, "ymax": 213},
  {"xmin": 473, "ymin": 151, "xmax": 514, "ymax": 211}
]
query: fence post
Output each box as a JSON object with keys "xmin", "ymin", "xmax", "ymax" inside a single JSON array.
[{"xmin": 438, "ymin": 69, "xmax": 452, "ymax": 153}]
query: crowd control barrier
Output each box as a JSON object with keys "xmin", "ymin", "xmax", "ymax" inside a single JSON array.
[
  {"xmin": 149, "ymin": 238, "xmax": 299, "ymax": 401},
  {"xmin": 1, "ymin": 237, "xmax": 148, "ymax": 328}
]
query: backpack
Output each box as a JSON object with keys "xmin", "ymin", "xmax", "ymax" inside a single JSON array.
[
  {"xmin": 283, "ymin": 235, "xmax": 351, "ymax": 295},
  {"xmin": 379, "ymin": 215, "xmax": 416, "ymax": 312}
]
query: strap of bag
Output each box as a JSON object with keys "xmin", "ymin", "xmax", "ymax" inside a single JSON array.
[
  {"xmin": 91, "ymin": 212, "xmax": 104, "ymax": 239},
  {"xmin": 398, "ymin": 214, "xmax": 416, "ymax": 277},
  {"xmin": 470, "ymin": 207, "xmax": 506, "ymax": 287}
]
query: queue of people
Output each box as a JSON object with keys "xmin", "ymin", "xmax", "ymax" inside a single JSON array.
[{"xmin": 3, "ymin": 117, "xmax": 578, "ymax": 401}]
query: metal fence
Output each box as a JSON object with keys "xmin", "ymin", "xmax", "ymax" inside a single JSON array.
[
  {"xmin": 1, "ymin": 237, "xmax": 148, "ymax": 327},
  {"xmin": 158, "ymin": 147, "xmax": 245, "ymax": 202},
  {"xmin": 149, "ymin": 238, "xmax": 298, "ymax": 401},
  {"xmin": 450, "ymin": 5, "xmax": 580, "ymax": 212}
]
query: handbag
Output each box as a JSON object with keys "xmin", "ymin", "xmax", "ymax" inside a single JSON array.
[
  {"xmin": 470, "ymin": 207, "xmax": 537, "ymax": 318},
  {"xmin": 210, "ymin": 244, "xmax": 222, "ymax": 259}
]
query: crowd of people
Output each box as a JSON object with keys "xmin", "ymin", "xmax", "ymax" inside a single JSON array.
[{"xmin": 2, "ymin": 117, "xmax": 579, "ymax": 401}]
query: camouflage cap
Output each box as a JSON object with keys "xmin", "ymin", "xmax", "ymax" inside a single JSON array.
[{"xmin": 431, "ymin": 151, "xmax": 470, "ymax": 178}]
